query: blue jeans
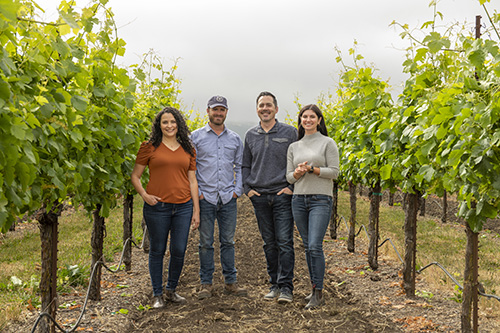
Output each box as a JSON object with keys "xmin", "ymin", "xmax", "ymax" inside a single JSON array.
[
  {"xmin": 198, "ymin": 197, "xmax": 238, "ymax": 284},
  {"xmin": 292, "ymin": 194, "xmax": 332, "ymax": 290},
  {"xmin": 143, "ymin": 200, "xmax": 193, "ymax": 296},
  {"xmin": 250, "ymin": 193, "xmax": 294, "ymax": 291}
]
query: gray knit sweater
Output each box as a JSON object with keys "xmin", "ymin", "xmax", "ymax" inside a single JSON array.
[{"xmin": 286, "ymin": 132, "xmax": 339, "ymax": 196}]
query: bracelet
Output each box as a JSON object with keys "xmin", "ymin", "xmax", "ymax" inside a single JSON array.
[{"xmin": 308, "ymin": 166, "xmax": 314, "ymax": 174}]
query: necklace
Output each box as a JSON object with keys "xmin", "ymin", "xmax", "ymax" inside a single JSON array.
[{"xmin": 162, "ymin": 139, "xmax": 180, "ymax": 151}]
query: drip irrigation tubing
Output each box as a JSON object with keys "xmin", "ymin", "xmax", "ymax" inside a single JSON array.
[
  {"xmin": 30, "ymin": 236, "xmax": 144, "ymax": 333},
  {"xmin": 340, "ymin": 216, "xmax": 404, "ymax": 264},
  {"xmin": 378, "ymin": 238, "xmax": 404, "ymax": 264},
  {"xmin": 417, "ymin": 262, "xmax": 500, "ymax": 302},
  {"xmin": 337, "ymin": 214, "xmax": 500, "ymax": 303}
]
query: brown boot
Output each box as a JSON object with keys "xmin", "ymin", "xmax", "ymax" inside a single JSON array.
[
  {"xmin": 224, "ymin": 283, "xmax": 248, "ymax": 296},
  {"xmin": 304, "ymin": 288, "xmax": 314, "ymax": 302},
  {"xmin": 165, "ymin": 289, "xmax": 187, "ymax": 304},
  {"xmin": 304, "ymin": 288, "xmax": 323, "ymax": 310},
  {"xmin": 198, "ymin": 284, "xmax": 212, "ymax": 300}
]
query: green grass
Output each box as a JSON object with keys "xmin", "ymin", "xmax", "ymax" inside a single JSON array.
[{"xmin": 0, "ymin": 198, "xmax": 144, "ymax": 330}]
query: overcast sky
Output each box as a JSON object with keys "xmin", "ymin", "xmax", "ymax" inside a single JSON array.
[{"xmin": 37, "ymin": 0, "xmax": 500, "ymax": 126}]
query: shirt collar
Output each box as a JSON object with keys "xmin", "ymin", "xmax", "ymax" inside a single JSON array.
[
  {"xmin": 257, "ymin": 119, "xmax": 279, "ymax": 134},
  {"xmin": 204, "ymin": 123, "xmax": 226, "ymax": 135}
]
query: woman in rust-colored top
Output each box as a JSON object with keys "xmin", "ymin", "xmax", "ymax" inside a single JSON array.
[{"xmin": 131, "ymin": 106, "xmax": 199, "ymax": 309}]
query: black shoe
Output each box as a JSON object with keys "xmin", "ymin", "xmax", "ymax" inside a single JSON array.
[
  {"xmin": 277, "ymin": 287, "xmax": 293, "ymax": 304},
  {"xmin": 264, "ymin": 285, "xmax": 280, "ymax": 300}
]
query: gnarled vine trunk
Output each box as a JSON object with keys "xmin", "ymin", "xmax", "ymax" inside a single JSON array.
[
  {"xmin": 347, "ymin": 182, "xmax": 356, "ymax": 253},
  {"xmin": 123, "ymin": 194, "xmax": 134, "ymax": 271},
  {"xmin": 329, "ymin": 181, "xmax": 339, "ymax": 239},
  {"xmin": 36, "ymin": 205, "xmax": 62, "ymax": 333},
  {"xmin": 419, "ymin": 197, "xmax": 426, "ymax": 216},
  {"xmin": 90, "ymin": 204, "xmax": 105, "ymax": 301},
  {"xmin": 442, "ymin": 190, "xmax": 448, "ymax": 224},
  {"xmin": 403, "ymin": 190, "xmax": 420, "ymax": 297},
  {"xmin": 388, "ymin": 191, "xmax": 394, "ymax": 206},
  {"xmin": 368, "ymin": 182, "xmax": 381, "ymax": 270},
  {"xmin": 461, "ymin": 221, "xmax": 479, "ymax": 333}
]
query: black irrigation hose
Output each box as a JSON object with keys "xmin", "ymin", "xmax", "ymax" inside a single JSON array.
[
  {"xmin": 340, "ymin": 216, "xmax": 368, "ymax": 238},
  {"xmin": 356, "ymin": 225, "xmax": 367, "ymax": 237},
  {"xmin": 30, "ymin": 236, "xmax": 142, "ymax": 333},
  {"xmin": 378, "ymin": 238, "xmax": 404, "ymax": 264},
  {"xmin": 337, "ymin": 214, "xmax": 500, "ymax": 303}
]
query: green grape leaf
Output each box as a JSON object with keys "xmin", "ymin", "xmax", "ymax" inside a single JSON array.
[
  {"xmin": 0, "ymin": 79, "xmax": 11, "ymax": 100},
  {"xmin": 0, "ymin": 0, "xmax": 21, "ymax": 21},
  {"xmin": 71, "ymin": 95, "xmax": 88, "ymax": 112}
]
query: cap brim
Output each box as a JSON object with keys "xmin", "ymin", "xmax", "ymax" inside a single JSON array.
[{"xmin": 208, "ymin": 103, "xmax": 228, "ymax": 108}]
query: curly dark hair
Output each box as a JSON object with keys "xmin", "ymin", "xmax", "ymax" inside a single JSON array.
[
  {"xmin": 148, "ymin": 106, "xmax": 194, "ymax": 157},
  {"xmin": 297, "ymin": 104, "xmax": 328, "ymax": 140}
]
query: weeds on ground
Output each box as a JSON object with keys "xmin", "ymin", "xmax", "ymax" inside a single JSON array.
[
  {"xmin": 336, "ymin": 191, "xmax": 500, "ymax": 321},
  {"xmin": 0, "ymin": 199, "xmax": 144, "ymax": 329}
]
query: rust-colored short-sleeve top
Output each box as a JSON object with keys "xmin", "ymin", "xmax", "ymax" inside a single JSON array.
[{"xmin": 135, "ymin": 141, "xmax": 196, "ymax": 204}]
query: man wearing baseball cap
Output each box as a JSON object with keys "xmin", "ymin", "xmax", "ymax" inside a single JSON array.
[{"xmin": 191, "ymin": 95, "xmax": 247, "ymax": 299}]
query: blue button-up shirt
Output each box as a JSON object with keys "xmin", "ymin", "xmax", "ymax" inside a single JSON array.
[{"xmin": 191, "ymin": 123, "xmax": 244, "ymax": 205}]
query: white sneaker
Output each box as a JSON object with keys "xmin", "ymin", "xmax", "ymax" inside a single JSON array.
[{"xmin": 152, "ymin": 295, "xmax": 165, "ymax": 308}]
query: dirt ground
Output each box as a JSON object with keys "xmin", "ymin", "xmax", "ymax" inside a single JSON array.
[{"xmin": 4, "ymin": 195, "xmax": 499, "ymax": 332}]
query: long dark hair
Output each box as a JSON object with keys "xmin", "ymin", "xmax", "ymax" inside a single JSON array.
[
  {"xmin": 297, "ymin": 104, "xmax": 328, "ymax": 140},
  {"xmin": 148, "ymin": 106, "xmax": 194, "ymax": 157}
]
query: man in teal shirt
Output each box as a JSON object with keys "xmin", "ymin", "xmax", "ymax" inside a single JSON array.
[{"xmin": 191, "ymin": 95, "xmax": 247, "ymax": 299}]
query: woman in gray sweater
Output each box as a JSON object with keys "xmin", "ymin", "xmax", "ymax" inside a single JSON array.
[{"xmin": 286, "ymin": 104, "xmax": 339, "ymax": 309}]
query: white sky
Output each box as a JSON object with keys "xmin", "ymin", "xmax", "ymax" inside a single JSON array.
[{"xmin": 36, "ymin": 0, "xmax": 500, "ymax": 125}]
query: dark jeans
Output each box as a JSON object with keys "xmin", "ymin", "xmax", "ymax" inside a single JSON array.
[
  {"xmin": 143, "ymin": 200, "xmax": 193, "ymax": 296},
  {"xmin": 198, "ymin": 197, "xmax": 238, "ymax": 284},
  {"xmin": 250, "ymin": 193, "xmax": 294, "ymax": 291},
  {"xmin": 292, "ymin": 194, "xmax": 332, "ymax": 290}
]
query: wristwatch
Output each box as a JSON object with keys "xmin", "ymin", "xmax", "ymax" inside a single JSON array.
[{"xmin": 308, "ymin": 166, "xmax": 315, "ymax": 174}]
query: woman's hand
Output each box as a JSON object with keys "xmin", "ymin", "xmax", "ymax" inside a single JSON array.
[
  {"xmin": 191, "ymin": 210, "xmax": 200, "ymax": 230},
  {"xmin": 187, "ymin": 170, "xmax": 200, "ymax": 230},
  {"xmin": 141, "ymin": 193, "xmax": 162, "ymax": 206},
  {"xmin": 293, "ymin": 161, "xmax": 310, "ymax": 179}
]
